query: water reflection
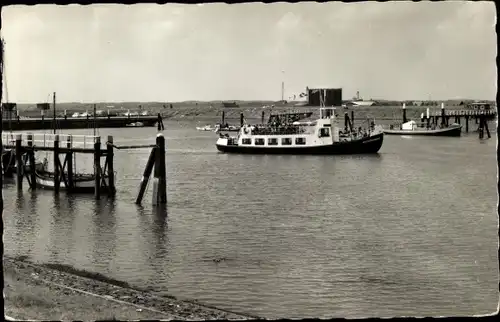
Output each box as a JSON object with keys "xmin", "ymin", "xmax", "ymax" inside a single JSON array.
[
  {"xmin": 136, "ymin": 205, "xmax": 170, "ymax": 292},
  {"xmin": 89, "ymin": 198, "xmax": 118, "ymax": 273},
  {"xmin": 47, "ymin": 193, "xmax": 78, "ymax": 264}
]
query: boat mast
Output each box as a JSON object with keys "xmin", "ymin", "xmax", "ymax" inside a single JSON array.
[
  {"xmin": 93, "ymin": 103, "xmax": 97, "ymax": 136},
  {"xmin": 281, "ymin": 70, "xmax": 285, "ymax": 102},
  {"xmin": 52, "ymin": 92, "xmax": 56, "ymax": 134}
]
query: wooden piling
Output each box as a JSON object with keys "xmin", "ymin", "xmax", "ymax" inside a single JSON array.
[
  {"xmin": 240, "ymin": 113, "xmax": 244, "ymax": 127},
  {"xmin": 107, "ymin": 135, "xmax": 116, "ymax": 195},
  {"xmin": 53, "ymin": 135, "xmax": 60, "ymax": 193},
  {"xmin": 402, "ymin": 103, "xmax": 407, "ymax": 123},
  {"xmin": 152, "ymin": 133, "xmax": 167, "ymax": 206},
  {"xmin": 15, "ymin": 134, "xmax": 23, "ymax": 190},
  {"xmin": 465, "ymin": 115, "xmax": 469, "ymax": 132},
  {"xmin": 478, "ymin": 116, "xmax": 484, "ymax": 139},
  {"xmin": 440, "ymin": 103, "xmax": 446, "ymax": 127},
  {"xmin": 261, "ymin": 111, "xmax": 265, "ymax": 125},
  {"xmin": 221, "ymin": 111, "xmax": 225, "ymax": 125},
  {"xmin": 351, "ymin": 110, "xmax": 354, "ymax": 129},
  {"xmin": 94, "ymin": 136, "xmax": 101, "ymax": 200},
  {"xmin": 27, "ymin": 133, "xmax": 36, "ymax": 190},
  {"xmin": 135, "ymin": 146, "xmax": 157, "ymax": 205},
  {"xmin": 67, "ymin": 135, "xmax": 73, "ymax": 190},
  {"xmin": 484, "ymin": 117, "xmax": 491, "ymax": 138}
]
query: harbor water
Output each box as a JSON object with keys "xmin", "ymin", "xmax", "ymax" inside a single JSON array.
[{"xmin": 2, "ymin": 120, "xmax": 498, "ymax": 318}]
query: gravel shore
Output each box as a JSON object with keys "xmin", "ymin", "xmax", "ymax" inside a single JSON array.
[{"xmin": 3, "ymin": 256, "xmax": 254, "ymax": 321}]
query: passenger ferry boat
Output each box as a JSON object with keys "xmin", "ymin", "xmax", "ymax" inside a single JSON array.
[{"xmin": 215, "ymin": 106, "xmax": 384, "ymax": 155}]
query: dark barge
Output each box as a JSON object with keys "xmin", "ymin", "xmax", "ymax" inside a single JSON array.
[{"xmin": 1, "ymin": 115, "xmax": 160, "ymax": 131}]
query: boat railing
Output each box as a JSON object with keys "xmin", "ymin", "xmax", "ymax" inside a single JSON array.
[
  {"xmin": 1, "ymin": 132, "xmax": 101, "ymax": 149},
  {"xmin": 250, "ymin": 125, "xmax": 316, "ymax": 136}
]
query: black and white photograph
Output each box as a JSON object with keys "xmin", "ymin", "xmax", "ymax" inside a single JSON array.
[{"xmin": 1, "ymin": 1, "xmax": 498, "ymax": 320}]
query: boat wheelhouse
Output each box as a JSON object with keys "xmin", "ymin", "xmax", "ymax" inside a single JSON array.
[{"xmin": 216, "ymin": 106, "xmax": 384, "ymax": 155}]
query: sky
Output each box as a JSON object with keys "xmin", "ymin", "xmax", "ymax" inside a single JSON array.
[{"xmin": 0, "ymin": 2, "xmax": 497, "ymax": 103}]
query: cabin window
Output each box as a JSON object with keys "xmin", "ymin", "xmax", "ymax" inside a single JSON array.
[
  {"xmin": 255, "ymin": 138, "xmax": 265, "ymax": 146},
  {"xmin": 319, "ymin": 128, "xmax": 330, "ymax": 137},
  {"xmin": 295, "ymin": 137, "xmax": 306, "ymax": 145},
  {"xmin": 242, "ymin": 138, "xmax": 252, "ymax": 145},
  {"xmin": 268, "ymin": 138, "xmax": 278, "ymax": 146},
  {"xmin": 282, "ymin": 138, "xmax": 292, "ymax": 145}
]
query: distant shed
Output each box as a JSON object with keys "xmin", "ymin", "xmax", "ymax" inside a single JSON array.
[{"xmin": 306, "ymin": 87, "xmax": 342, "ymax": 107}]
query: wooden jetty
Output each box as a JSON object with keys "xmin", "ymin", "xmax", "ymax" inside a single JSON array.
[
  {"xmin": 1, "ymin": 132, "xmax": 167, "ymax": 205},
  {"xmin": 389, "ymin": 103, "xmax": 494, "ymax": 139},
  {"xmin": 1, "ymin": 114, "xmax": 162, "ymax": 131}
]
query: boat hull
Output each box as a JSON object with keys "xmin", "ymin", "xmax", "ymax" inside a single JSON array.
[
  {"xmin": 384, "ymin": 125, "xmax": 462, "ymax": 137},
  {"xmin": 35, "ymin": 171, "xmax": 111, "ymax": 194},
  {"xmin": 216, "ymin": 133, "xmax": 384, "ymax": 155}
]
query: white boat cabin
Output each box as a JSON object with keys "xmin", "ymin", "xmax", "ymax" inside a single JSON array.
[{"xmin": 401, "ymin": 120, "xmax": 418, "ymax": 131}]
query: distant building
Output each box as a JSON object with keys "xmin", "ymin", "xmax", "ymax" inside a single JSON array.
[{"xmin": 306, "ymin": 87, "xmax": 342, "ymax": 107}]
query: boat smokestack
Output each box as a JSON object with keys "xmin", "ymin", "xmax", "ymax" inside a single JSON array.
[{"xmin": 402, "ymin": 103, "xmax": 407, "ymax": 123}]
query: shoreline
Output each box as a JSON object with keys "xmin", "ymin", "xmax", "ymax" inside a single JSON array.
[{"xmin": 3, "ymin": 255, "xmax": 255, "ymax": 321}]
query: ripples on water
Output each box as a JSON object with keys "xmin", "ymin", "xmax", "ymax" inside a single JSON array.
[{"xmin": 3, "ymin": 120, "xmax": 498, "ymax": 318}]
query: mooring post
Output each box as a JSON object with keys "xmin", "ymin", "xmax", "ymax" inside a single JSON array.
[
  {"xmin": 261, "ymin": 111, "xmax": 265, "ymax": 125},
  {"xmin": 152, "ymin": 133, "xmax": 167, "ymax": 206},
  {"xmin": 484, "ymin": 115, "xmax": 491, "ymax": 138},
  {"xmin": 240, "ymin": 113, "xmax": 244, "ymax": 127},
  {"xmin": 135, "ymin": 146, "xmax": 157, "ymax": 205},
  {"xmin": 27, "ymin": 133, "xmax": 36, "ymax": 190},
  {"xmin": 465, "ymin": 115, "xmax": 469, "ymax": 132},
  {"xmin": 344, "ymin": 112, "xmax": 349, "ymax": 132},
  {"xmin": 402, "ymin": 103, "xmax": 407, "ymax": 123},
  {"xmin": 94, "ymin": 136, "xmax": 101, "ymax": 200},
  {"xmin": 439, "ymin": 103, "xmax": 445, "ymax": 127},
  {"xmin": 67, "ymin": 135, "xmax": 73, "ymax": 190},
  {"xmin": 221, "ymin": 111, "xmax": 225, "ymax": 126},
  {"xmin": 107, "ymin": 135, "xmax": 116, "ymax": 196},
  {"xmin": 54, "ymin": 134, "xmax": 60, "ymax": 193},
  {"xmin": 351, "ymin": 110, "xmax": 354, "ymax": 129},
  {"xmin": 15, "ymin": 134, "xmax": 23, "ymax": 190},
  {"xmin": 478, "ymin": 116, "xmax": 484, "ymax": 139}
]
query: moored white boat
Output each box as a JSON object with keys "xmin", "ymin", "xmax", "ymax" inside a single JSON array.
[
  {"xmin": 384, "ymin": 121, "xmax": 462, "ymax": 137},
  {"xmin": 35, "ymin": 170, "xmax": 111, "ymax": 193}
]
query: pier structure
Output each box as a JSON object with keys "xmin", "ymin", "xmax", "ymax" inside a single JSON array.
[
  {"xmin": 393, "ymin": 103, "xmax": 495, "ymax": 138},
  {"xmin": 2, "ymin": 132, "xmax": 167, "ymax": 205},
  {"xmin": 1, "ymin": 114, "xmax": 163, "ymax": 131}
]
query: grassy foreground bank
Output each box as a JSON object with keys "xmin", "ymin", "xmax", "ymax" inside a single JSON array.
[{"xmin": 3, "ymin": 255, "xmax": 253, "ymax": 321}]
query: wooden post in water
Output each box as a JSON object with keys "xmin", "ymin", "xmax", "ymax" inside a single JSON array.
[
  {"xmin": 135, "ymin": 146, "xmax": 157, "ymax": 205},
  {"xmin": 107, "ymin": 135, "xmax": 116, "ymax": 195},
  {"xmin": 261, "ymin": 111, "xmax": 265, "ymax": 125},
  {"xmin": 15, "ymin": 134, "xmax": 23, "ymax": 190},
  {"xmin": 440, "ymin": 103, "xmax": 446, "ymax": 127},
  {"xmin": 478, "ymin": 115, "xmax": 484, "ymax": 139},
  {"xmin": 351, "ymin": 110, "xmax": 354, "ymax": 129},
  {"xmin": 53, "ymin": 134, "xmax": 60, "ymax": 193},
  {"xmin": 240, "ymin": 113, "xmax": 244, "ymax": 127},
  {"xmin": 152, "ymin": 133, "xmax": 167, "ymax": 206},
  {"xmin": 27, "ymin": 133, "xmax": 36, "ymax": 190},
  {"xmin": 67, "ymin": 135, "xmax": 73, "ymax": 190},
  {"xmin": 402, "ymin": 103, "xmax": 407, "ymax": 123},
  {"xmin": 94, "ymin": 136, "xmax": 101, "ymax": 200},
  {"xmin": 484, "ymin": 117, "xmax": 491, "ymax": 139},
  {"xmin": 221, "ymin": 111, "xmax": 225, "ymax": 126},
  {"xmin": 465, "ymin": 115, "xmax": 469, "ymax": 132}
]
